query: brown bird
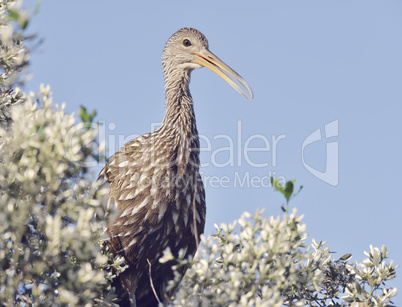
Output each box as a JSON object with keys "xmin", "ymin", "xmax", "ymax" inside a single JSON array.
[{"xmin": 99, "ymin": 28, "xmax": 253, "ymax": 306}]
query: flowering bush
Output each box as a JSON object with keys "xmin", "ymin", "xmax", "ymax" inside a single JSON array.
[
  {"xmin": 163, "ymin": 181, "xmax": 398, "ymax": 306},
  {"xmin": 164, "ymin": 207, "xmax": 397, "ymax": 306},
  {"xmin": 0, "ymin": 2, "xmax": 120, "ymax": 305},
  {"xmin": 164, "ymin": 179, "xmax": 398, "ymax": 306}
]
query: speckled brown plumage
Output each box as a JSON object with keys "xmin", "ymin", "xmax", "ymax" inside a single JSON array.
[{"xmin": 99, "ymin": 27, "xmax": 252, "ymax": 307}]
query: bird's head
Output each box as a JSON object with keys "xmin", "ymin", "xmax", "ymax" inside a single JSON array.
[{"xmin": 162, "ymin": 28, "xmax": 253, "ymax": 100}]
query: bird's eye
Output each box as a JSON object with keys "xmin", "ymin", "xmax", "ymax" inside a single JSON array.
[{"xmin": 183, "ymin": 39, "xmax": 192, "ymax": 47}]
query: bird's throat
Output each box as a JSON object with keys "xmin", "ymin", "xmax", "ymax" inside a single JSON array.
[
  {"xmin": 161, "ymin": 69, "xmax": 200, "ymax": 173},
  {"xmin": 162, "ymin": 69, "xmax": 197, "ymax": 133}
]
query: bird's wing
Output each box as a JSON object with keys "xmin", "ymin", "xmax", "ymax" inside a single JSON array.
[
  {"xmin": 98, "ymin": 133, "xmax": 150, "ymax": 204},
  {"xmin": 98, "ymin": 135, "xmax": 150, "ymax": 250},
  {"xmin": 98, "ymin": 129, "xmax": 158, "ymax": 181}
]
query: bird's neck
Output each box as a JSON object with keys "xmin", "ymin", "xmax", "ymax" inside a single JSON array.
[
  {"xmin": 162, "ymin": 68, "xmax": 197, "ymax": 136},
  {"xmin": 160, "ymin": 68, "xmax": 200, "ymax": 173}
]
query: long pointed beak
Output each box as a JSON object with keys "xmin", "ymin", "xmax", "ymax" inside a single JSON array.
[{"xmin": 191, "ymin": 49, "xmax": 253, "ymax": 100}]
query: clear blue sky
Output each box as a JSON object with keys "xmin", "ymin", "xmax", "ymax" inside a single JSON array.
[{"xmin": 24, "ymin": 0, "xmax": 401, "ymax": 302}]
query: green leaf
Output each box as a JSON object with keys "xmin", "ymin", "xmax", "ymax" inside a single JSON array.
[
  {"xmin": 293, "ymin": 185, "xmax": 303, "ymax": 199},
  {"xmin": 79, "ymin": 106, "xmax": 96, "ymax": 129},
  {"xmin": 283, "ymin": 180, "xmax": 294, "ymax": 202},
  {"xmin": 338, "ymin": 253, "xmax": 352, "ymax": 261},
  {"xmin": 89, "ymin": 109, "xmax": 97, "ymax": 122},
  {"xmin": 79, "ymin": 106, "xmax": 89, "ymax": 123},
  {"xmin": 8, "ymin": 9, "xmax": 20, "ymax": 22},
  {"xmin": 33, "ymin": 0, "xmax": 43, "ymax": 16},
  {"xmin": 22, "ymin": 19, "xmax": 29, "ymax": 30},
  {"xmin": 271, "ymin": 177, "xmax": 284, "ymax": 194}
]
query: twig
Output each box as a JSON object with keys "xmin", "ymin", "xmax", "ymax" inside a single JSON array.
[
  {"xmin": 147, "ymin": 258, "xmax": 161, "ymax": 305},
  {"xmin": 193, "ymin": 180, "xmax": 199, "ymax": 248},
  {"xmin": 128, "ymin": 290, "xmax": 137, "ymax": 307}
]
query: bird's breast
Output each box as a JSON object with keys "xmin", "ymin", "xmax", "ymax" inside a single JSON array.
[{"xmin": 107, "ymin": 151, "xmax": 206, "ymax": 257}]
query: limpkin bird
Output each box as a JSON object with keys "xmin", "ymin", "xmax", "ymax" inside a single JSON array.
[{"xmin": 99, "ymin": 28, "xmax": 253, "ymax": 306}]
